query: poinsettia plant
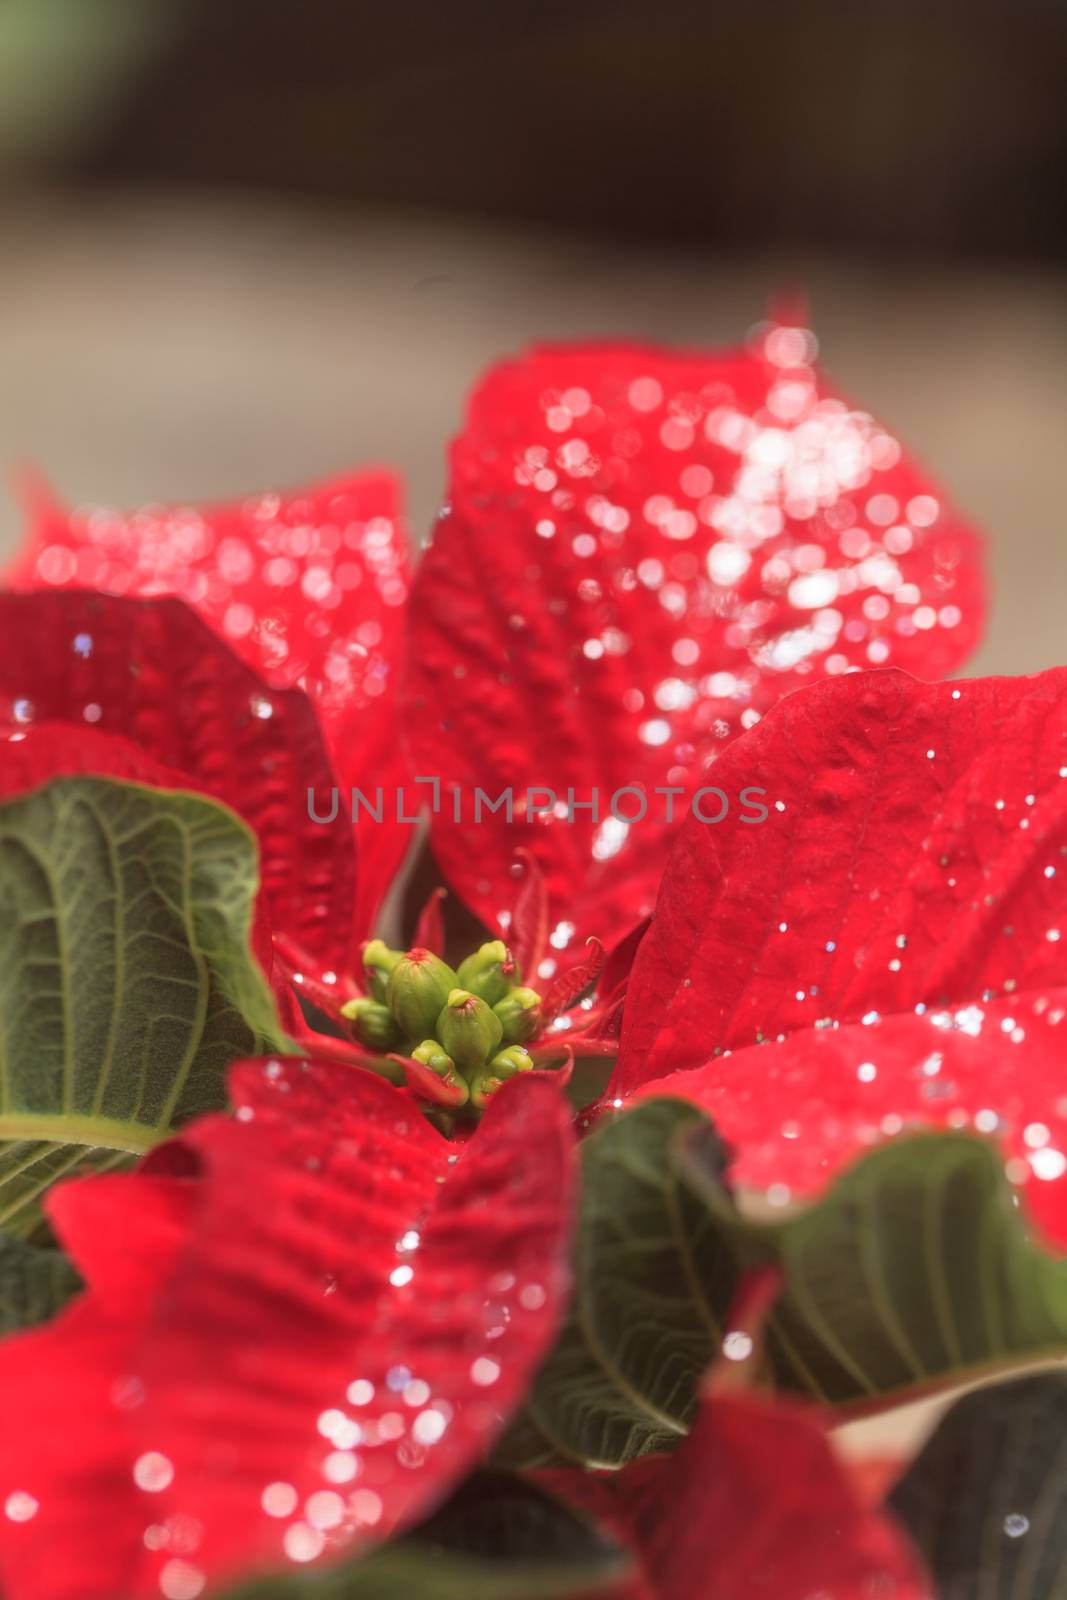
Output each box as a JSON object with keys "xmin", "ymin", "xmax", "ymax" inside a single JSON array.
[{"xmin": 0, "ymin": 319, "xmax": 1061, "ymax": 1600}]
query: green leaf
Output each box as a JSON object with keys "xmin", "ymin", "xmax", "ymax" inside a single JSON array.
[
  {"xmin": 497, "ymin": 1099, "xmax": 732, "ymax": 1468},
  {"xmin": 0, "ymin": 1230, "xmax": 81, "ymax": 1331},
  {"xmin": 220, "ymin": 1470, "xmax": 627, "ymax": 1599},
  {"xmin": 890, "ymin": 1371, "xmax": 1067, "ymax": 1597},
  {"xmin": 0, "ymin": 776, "xmax": 289, "ymax": 1235},
  {"xmin": 498, "ymin": 1099, "xmax": 1067, "ymax": 1468}
]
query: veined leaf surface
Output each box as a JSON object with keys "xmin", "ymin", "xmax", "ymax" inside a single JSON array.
[
  {"xmin": 0, "ymin": 776, "xmax": 288, "ymax": 1234},
  {"xmin": 891, "ymin": 1372, "xmax": 1067, "ymax": 1597}
]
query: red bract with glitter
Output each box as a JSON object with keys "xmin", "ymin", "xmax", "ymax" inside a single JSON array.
[
  {"xmin": 609, "ymin": 664, "xmax": 1067, "ymax": 1246},
  {"xmin": 403, "ymin": 333, "xmax": 984, "ymax": 964},
  {"xmin": 5, "ymin": 470, "xmax": 411, "ymax": 941},
  {"xmin": 0, "ymin": 591, "xmax": 356, "ymax": 985}
]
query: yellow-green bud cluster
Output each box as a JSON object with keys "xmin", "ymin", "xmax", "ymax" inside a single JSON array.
[{"xmin": 342, "ymin": 939, "xmax": 543, "ymax": 1111}]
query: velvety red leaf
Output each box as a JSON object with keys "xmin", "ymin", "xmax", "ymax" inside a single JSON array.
[
  {"xmin": 0, "ymin": 1063, "xmax": 575, "ymax": 1600},
  {"xmin": 395, "ymin": 1050, "xmax": 471, "ymax": 1107},
  {"xmin": 510, "ymin": 848, "xmax": 550, "ymax": 982},
  {"xmin": 410, "ymin": 885, "xmax": 448, "ymax": 957},
  {"xmin": 47, "ymin": 1173, "xmax": 200, "ymax": 1309},
  {"xmin": 0, "ymin": 1176, "xmax": 201, "ymax": 1600},
  {"xmin": 0, "ymin": 1299, "xmax": 151, "ymax": 1600},
  {"xmin": 402, "ymin": 331, "xmax": 984, "ymax": 971},
  {"xmin": 554, "ymin": 1390, "xmax": 930, "ymax": 1600},
  {"xmin": 0, "ymin": 721, "xmax": 188, "ymax": 797},
  {"xmin": 599, "ymin": 914, "xmax": 651, "ymax": 996},
  {"xmin": 0, "ymin": 591, "xmax": 353, "ymax": 987},
  {"xmin": 614, "ymin": 666, "xmax": 1067, "ymax": 1082},
  {"xmin": 4, "ymin": 470, "xmax": 413, "ymax": 937},
  {"xmin": 541, "ymin": 938, "xmax": 605, "ymax": 1023},
  {"xmin": 609, "ymin": 664, "xmax": 1067, "ymax": 1240}
]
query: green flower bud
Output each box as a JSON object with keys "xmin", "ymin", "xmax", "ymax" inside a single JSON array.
[
  {"xmin": 454, "ymin": 940, "xmax": 516, "ymax": 1006},
  {"xmin": 488, "ymin": 1044, "xmax": 534, "ymax": 1079},
  {"xmin": 436, "ymin": 988, "xmax": 503, "ymax": 1069},
  {"xmin": 411, "ymin": 1039, "xmax": 454, "ymax": 1077},
  {"xmin": 340, "ymin": 996, "xmax": 401, "ymax": 1051},
  {"xmin": 387, "ymin": 948, "xmax": 459, "ymax": 1039},
  {"xmin": 410, "ymin": 1039, "xmax": 469, "ymax": 1107},
  {"xmin": 492, "ymin": 986, "xmax": 543, "ymax": 1044},
  {"xmin": 362, "ymin": 938, "xmax": 405, "ymax": 1003},
  {"xmin": 467, "ymin": 1070, "xmax": 505, "ymax": 1112}
]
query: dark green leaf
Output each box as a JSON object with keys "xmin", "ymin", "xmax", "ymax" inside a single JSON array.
[
  {"xmin": 561, "ymin": 1055, "xmax": 616, "ymax": 1111},
  {"xmin": 891, "ymin": 1371, "xmax": 1067, "ymax": 1597},
  {"xmin": 498, "ymin": 1099, "xmax": 733, "ymax": 1468},
  {"xmin": 499, "ymin": 1099, "xmax": 1067, "ymax": 1467},
  {"xmin": 220, "ymin": 1470, "xmax": 628, "ymax": 1599},
  {"xmin": 0, "ymin": 1230, "xmax": 81, "ymax": 1331},
  {"xmin": 0, "ymin": 777, "xmax": 289, "ymax": 1234}
]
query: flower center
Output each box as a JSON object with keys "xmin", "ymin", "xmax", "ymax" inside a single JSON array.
[{"xmin": 341, "ymin": 939, "xmax": 544, "ymax": 1112}]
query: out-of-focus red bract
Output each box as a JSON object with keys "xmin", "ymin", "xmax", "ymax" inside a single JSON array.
[
  {"xmin": 0, "ymin": 1065, "xmax": 574, "ymax": 1599},
  {"xmin": 549, "ymin": 1389, "xmax": 930, "ymax": 1599}
]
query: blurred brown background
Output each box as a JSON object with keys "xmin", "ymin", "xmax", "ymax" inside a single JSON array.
[{"xmin": 0, "ymin": 0, "xmax": 1064, "ymax": 678}]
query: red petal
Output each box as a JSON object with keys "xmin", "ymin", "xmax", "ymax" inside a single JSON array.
[
  {"xmin": 395, "ymin": 1052, "xmax": 470, "ymax": 1107},
  {"xmin": 600, "ymin": 914, "xmax": 651, "ymax": 995},
  {"xmin": 0, "ymin": 1177, "xmax": 201, "ymax": 1600},
  {"xmin": 510, "ymin": 848, "xmax": 550, "ymax": 982},
  {"xmin": 402, "ymin": 333, "xmax": 984, "ymax": 966},
  {"xmin": 0, "ymin": 722, "xmax": 188, "ymax": 797},
  {"xmin": 0, "ymin": 592, "xmax": 354, "ymax": 985},
  {"xmin": 276, "ymin": 963, "xmax": 362, "ymax": 1024},
  {"xmin": 46, "ymin": 1174, "xmax": 198, "ymax": 1306},
  {"xmin": 614, "ymin": 666, "xmax": 1067, "ymax": 1090},
  {"xmin": 0, "ymin": 1064, "xmax": 574, "ymax": 1599},
  {"xmin": 5, "ymin": 470, "xmax": 413, "ymax": 937},
  {"xmin": 541, "ymin": 938, "xmax": 605, "ymax": 1023},
  {"xmin": 0, "ymin": 1300, "xmax": 150, "ymax": 1600},
  {"xmin": 636, "ymin": 990, "xmax": 1067, "ymax": 1250},
  {"xmin": 411, "ymin": 886, "xmax": 448, "ymax": 957},
  {"xmin": 528, "ymin": 1042, "xmax": 575, "ymax": 1088},
  {"xmin": 567, "ymin": 1391, "xmax": 930, "ymax": 1599}
]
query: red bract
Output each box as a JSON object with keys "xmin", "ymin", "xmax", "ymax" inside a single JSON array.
[
  {"xmin": 3, "ymin": 326, "xmax": 984, "ymax": 989},
  {"xmin": 403, "ymin": 331, "xmax": 984, "ymax": 967},
  {"xmin": 4, "ymin": 470, "xmax": 411, "ymax": 939},
  {"xmin": 609, "ymin": 665, "xmax": 1067, "ymax": 1246},
  {"xmin": 0, "ymin": 720, "xmax": 190, "ymax": 799},
  {"xmin": 0, "ymin": 591, "xmax": 355, "ymax": 986},
  {"xmin": 552, "ymin": 1389, "xmax": 930, "ymax": 1600},
  {"xmin": 0, "ymin": 1064, "xmax": 574, "ymax": 1600}
]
